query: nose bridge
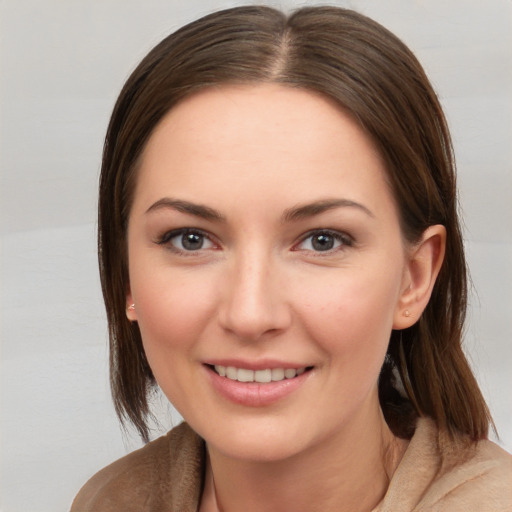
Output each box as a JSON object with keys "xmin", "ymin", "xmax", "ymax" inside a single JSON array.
[{"xmin": 219, "ymin": 243, "xmax": 289, "ymax": 340}]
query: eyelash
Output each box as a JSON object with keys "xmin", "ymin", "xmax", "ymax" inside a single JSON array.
[
  {"xmin": 293, "ymin": 229, "xmax": 354, "ymax": 254},
  {"xmin": 155, "ymin": 228, "xmax": 218, "ymax": 255},
  {"xmin": 155, "ymin": 228, "xmax": 354, "ymax": 255}
]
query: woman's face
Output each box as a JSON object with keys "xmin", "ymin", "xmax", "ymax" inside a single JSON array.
[{"xmin": 126, "ymin": 84, "xmax": 412, "ymax": 461}]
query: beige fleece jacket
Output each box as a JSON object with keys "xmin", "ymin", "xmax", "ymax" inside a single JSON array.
[{"xmin": 71, "ymin": 418, "xmax": 512, "ymax": 511}]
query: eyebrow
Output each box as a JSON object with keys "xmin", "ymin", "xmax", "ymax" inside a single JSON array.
[
  {"xmin": 145, "ymin": 197, "xmax": 373, "ymax": 223},
  {"xmin": 145, "ymin": 198, "xmax": 226, "ymax": 221},
  {"xmin": 282, "ymin": 199, "xmax": 374, "ymax": 222}
]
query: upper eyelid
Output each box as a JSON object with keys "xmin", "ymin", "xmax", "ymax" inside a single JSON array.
[
  {"xmin": 155, "ymin": 228, "xmax": 220, "ymax": 257},
  {"xmin": 155, "ymin": 227, "xmax": 353, "ymax": 249},
  {"xmin": 157, "ymin": 227, "xmax": 215, "ymax": 245},
  {"xmin": 292, "ymin": 228, "xmax": 355, "ymax": 251},
  {"xmin": 298, "ymin": 228, "xmax": 353, "ymax": 242}
]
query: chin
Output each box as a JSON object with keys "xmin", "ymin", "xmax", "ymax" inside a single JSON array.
[
  {"xmin": 211, "ymin": 436, "xmax": 306, "ymax": 463},
  {"xmin": 195, "ymin": 416, "xmax": 323, "ymax": 463}
]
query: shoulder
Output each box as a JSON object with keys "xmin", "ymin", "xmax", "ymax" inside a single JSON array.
[
  {"xmin": 70, "ymin": 422, "xmax": 205, "ymax": 512},
  {"xmin": 380, "ymin": 417, "xmax": 512, "ymax": 512},
  {"xmin": 421, "ymin": 433, "xmax": 512, "ymax": 511}
]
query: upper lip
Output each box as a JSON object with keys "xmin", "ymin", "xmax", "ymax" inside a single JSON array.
[{"xmin": 203, "ymin": 359, "xmax": 311, "ymax": 371}]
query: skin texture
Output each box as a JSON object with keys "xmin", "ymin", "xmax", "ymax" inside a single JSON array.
[{"xmin": 126, "ymin": 84, "xmax": 445, "ymax": 512}]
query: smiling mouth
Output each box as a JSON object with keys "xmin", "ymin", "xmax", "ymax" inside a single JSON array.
[{"xmin": 210, "ymin": 365, "xmax": 312, "ymax": 383}]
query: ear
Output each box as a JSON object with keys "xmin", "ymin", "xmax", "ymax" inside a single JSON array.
[
  {"xmin": 126, "ymin": 289, "xmax": 138, "ymax": 322},
  {"xmin": 393, "ymin": 225, "xmax": 446, "ymax": 329}
]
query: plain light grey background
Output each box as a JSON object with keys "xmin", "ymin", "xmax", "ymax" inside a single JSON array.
[{"xmin": 1, "ymin": 1, "xmax": 511, "ymax": 511}]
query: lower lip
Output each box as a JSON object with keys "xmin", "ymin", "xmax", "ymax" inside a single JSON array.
[{"xmin": 206, "ymin": 366, "xmax": 311, "ymax": 407}]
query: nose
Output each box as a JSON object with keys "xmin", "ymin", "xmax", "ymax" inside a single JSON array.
[{"xmin": 218, "ymin": 249, "xmax": 291, "ymax": 342}]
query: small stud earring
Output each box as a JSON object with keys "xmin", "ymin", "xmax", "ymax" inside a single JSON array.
[
  {"xmin": 404, "ymin": 309, "xmax": 411, "ymax": 317},
  {"xmin": 127, "ymin": 303, "xmax": 135, "ymax": 311}
]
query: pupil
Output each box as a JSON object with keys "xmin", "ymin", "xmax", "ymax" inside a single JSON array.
[
  {"xmin": 182, "ymin": 232, "xmax": 203, "ymax": 250},
  {"xmin": 312, "ymin": 234, "xmax": 334, "ymax": 251}
]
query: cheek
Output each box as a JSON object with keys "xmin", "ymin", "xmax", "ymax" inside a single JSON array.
[
  {"xmin": 294, "ymin": 267, "xmax": 401, "ymax": 361},
  {"xmin": 131, "ymin": 268, "xmax": 219, "ymax": 356}
]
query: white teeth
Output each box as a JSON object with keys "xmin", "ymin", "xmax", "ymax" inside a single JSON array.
[
  {"xmin": 284, "ymin": 368, "xmax": 297, "ymax": 379},
  {"xmin": 271, "ymin": 368, "xmax": 285, "ymax": 381},
  {"xmin": 226, "ymin": 366, "xmax": 237, "ymax": 379},
  {"xmin": 254, "ymin": 369, "xmax": 272, "ymax": 383},
  {"xmin": 237, "ymin": 368, "xmax": 254, "ymax": 382},
  {"xmin": 214, "ymin": 365, "xmax": 226, "ymax": 377},
  {"xmin": 213, "ymin": 365, "xmax": 307, "ymax": 383}
]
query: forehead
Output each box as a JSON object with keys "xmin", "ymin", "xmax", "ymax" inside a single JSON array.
[
  {"xmin": 133, "ymin": 84, "xmax": 393, "ymax": 216},
  {"xmin": 143, "ymin": 83, "xmax": 378, "ymax": 162}
]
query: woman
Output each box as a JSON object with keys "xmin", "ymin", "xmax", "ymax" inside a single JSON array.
[{"xmin": 72, "ymin": 6, "xmax": 512, "ymax": 511}]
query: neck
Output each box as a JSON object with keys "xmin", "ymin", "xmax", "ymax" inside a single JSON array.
[{"xmin": 200, "ymin": 405, "xmax": 407, "ymax": 512}]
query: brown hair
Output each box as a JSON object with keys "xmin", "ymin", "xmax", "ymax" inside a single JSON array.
[{"xmin": 98, "ymin": 5, "xmax": 493, "ymax": 442}]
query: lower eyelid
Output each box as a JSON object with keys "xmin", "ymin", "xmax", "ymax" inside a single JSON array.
[
  {"xmin": 295, "ymin": 230, "xmax": 354, "ymax": 250},
  {"xmin": 155, "ymin": 229, "xmax": 353, "ymax": 253},
  {"xmin": 155, "ymin": 229, "xmax": 210, "ymax": 250}
]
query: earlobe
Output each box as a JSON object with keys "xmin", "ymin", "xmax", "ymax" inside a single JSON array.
[
  {"xmin": 393, "ymin": 225, "xmax": 446, "ymax": 329},
  {"xmin": 126, "ymin": 292, "xmax": 137, "ymax": 322}
]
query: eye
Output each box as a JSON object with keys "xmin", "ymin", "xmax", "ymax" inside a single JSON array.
[
  {"xmin": 295, "ymin": 230, "xmax": 352, "ymax": 252},
  {"xmin": 158, "ymin": 228, "xmax": 215, "ymax": 252}
]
